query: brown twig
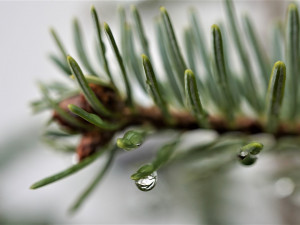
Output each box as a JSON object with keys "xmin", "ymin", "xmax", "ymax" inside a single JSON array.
[{"xmin": 52, "ymin": 84, "xmax": 299, "ymax": 160}]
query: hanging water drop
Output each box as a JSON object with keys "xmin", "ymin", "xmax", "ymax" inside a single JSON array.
[
  {"xmin": 238, "ymin": 150, "xmax": 248, "ymax": 160},
  {"xmin": 117, "ymin": 130, "xmax": 146, "ymax": 151},
  {"xmin": 237, "ymin": 142, "xmax": 263, "ymax": 166},
  {"xmin": 135, "ymin": 171, "xmax": 157, "ymax": 191}
]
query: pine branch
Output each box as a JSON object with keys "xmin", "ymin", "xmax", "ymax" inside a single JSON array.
[{"xmin": 30, "ymin": 1, "xmax": 300, "ymax": 213}]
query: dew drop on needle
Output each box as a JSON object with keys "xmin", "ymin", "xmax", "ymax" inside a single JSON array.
[
  {"xmin": 237, "ymin": 150, "xmax": 257, "ymax": 166},
  {"xmin": 135, "ymin": 171, "xmax": 157, "ymax": 191}
]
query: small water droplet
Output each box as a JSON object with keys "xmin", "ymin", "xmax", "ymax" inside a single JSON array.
[
  {"xmin": 237, "ymin": 150, "xmax": 257, "ymax": 166},
  {"xmin": 274, "ymin": 177, "xmax": 295, "ymax": 198},
  {"xmin": 135, "ymin": 171, "xmax": 157, "ymax": 191},
  {"xmin": 238, "ymin": 150, "xmax": 248, "ymax": 160}
]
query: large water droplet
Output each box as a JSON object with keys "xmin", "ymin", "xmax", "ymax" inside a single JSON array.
[{"xmin": 135, "ymin": 171, "xmax": 157, "ymax": 191}]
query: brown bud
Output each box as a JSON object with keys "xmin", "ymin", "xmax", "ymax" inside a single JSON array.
[
  {"xmin": 52, "ymin": 83, "xmax": 124, "ymax": 131},
  {"xmin": 52, "ymin": 94, "xmax": 93, "ymax": 131},
  {"xmin": 76, "ymin": 130, "xmax": 114, "ymax": 161},
  {"xmin": 89, "ymin": 83, "xmax": 124, "ymax": 112}
]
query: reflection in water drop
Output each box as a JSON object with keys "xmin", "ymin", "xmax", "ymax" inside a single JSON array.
[
  {"xmin": 135, "ymin": 172, "xmax": 157, "ymax": 191},
  {"xmin": 238, "ymin": 150, "xmax": 248, "ymax": 159},
  {"xmin": 237, "ymin": 150, "xmax": 257, "ymax": 166},
  {"xmin": 274, "ymin": 177, "xmax": 295, "ymax": 198}
]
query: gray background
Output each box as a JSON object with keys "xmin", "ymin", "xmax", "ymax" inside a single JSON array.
[{"xmin": 0, "ymin": 1, "xmax": 291, "ymax": 224}]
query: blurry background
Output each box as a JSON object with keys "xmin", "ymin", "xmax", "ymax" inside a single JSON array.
[{"xmin": 0, "ymin": 0, "xmax": 294, "ymax": 224}]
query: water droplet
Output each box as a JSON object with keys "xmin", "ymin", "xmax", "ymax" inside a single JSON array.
[
  {"xmin": 237, "ymin": 150, "xmax": 257, "ymax": 166},
  {"xmin": 117, "ymin": 130, "xmax": 145, "ymax": 151},
  {"xmin": 238, "ymin": 150, "xmax": 248, "ymax": 160},
  {"xmin": 135, "ymin": 171, "xmax": 157, "ymax": 191},
  {"xmin": 274, "ymin": 177, "xmax": 295, "ymax": 198}
]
